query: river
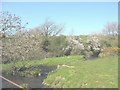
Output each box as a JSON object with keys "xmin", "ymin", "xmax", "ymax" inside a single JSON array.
[{"xmin": 2, "ymin": 65, "xmax": 57, "ymax": 88}]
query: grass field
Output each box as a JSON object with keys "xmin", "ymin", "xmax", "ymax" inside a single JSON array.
[{"xmin": 1, "ymin": 55, "xmax": 118, "ymax": 88}]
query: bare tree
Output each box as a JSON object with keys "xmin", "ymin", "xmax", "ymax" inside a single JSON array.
[
  {"xmin": 102, "ymin": 22, "xmax": 118, "ymax": 36},
  {"xmin": 39, "ymin": 19, "xmax": 64, "ymax": 37}
]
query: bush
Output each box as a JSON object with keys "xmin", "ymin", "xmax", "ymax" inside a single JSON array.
[
  {"xmin": 47, "ymin": 35, "xmax": 67, "ymax": 57},
  {"xmin": 99, "ymin": 47, "xmax": 119, "ymax": 58}
]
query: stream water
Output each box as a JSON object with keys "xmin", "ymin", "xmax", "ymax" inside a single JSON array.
[{"xmin": 2, "ymin": 65, "xmax": 57, "ymax": 88}]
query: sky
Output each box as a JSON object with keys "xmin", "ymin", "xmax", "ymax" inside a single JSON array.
[
  {"xmin": 1, "ymin": 0, "xmax": 119, "ymax": 2},
  {"xmin": 1, "ymin": 2, "xmax": 118, "ymax": 35}
]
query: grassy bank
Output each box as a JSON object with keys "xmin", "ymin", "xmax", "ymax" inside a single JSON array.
[
  {"xmin": 43, "ymin": 55, "xmax": 118, "ymax": 88},
  {"xmin": 1, "ymin": 55, "xmax": 118, "ymax": 88},
  {"xmin": 1, "ymin": 55, "xmax": 83, "ymax": 71}
]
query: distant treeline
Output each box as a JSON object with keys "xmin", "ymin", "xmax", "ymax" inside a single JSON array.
[{"xmin": 0, "ymin": 12, "xmax": 119, "ymax": 63}]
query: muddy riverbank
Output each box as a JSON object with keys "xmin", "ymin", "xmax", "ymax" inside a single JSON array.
[{"xmin": 2, "ymin": 65, "xmax": 57, "ymax": 88}]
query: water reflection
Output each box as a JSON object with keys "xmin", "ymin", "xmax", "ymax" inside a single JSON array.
[{"xmin": 2, "ymin": 65, "xmax": 57, "ymax": 88}]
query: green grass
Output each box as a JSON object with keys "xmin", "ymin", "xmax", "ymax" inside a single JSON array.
[
  {"xmin": 1, "ymin": 55, "xmax": 118, "ymax": 88},
  {"xmin": 43, "ymin": 55, "xmax": 118, "ymax": 88},
  {"xmin": 1, "ymin": 55, "xmax": 83, "ymax": 71}
]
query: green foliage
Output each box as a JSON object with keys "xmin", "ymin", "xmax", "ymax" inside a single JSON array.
[
  {"xmin": 0, "ymin": 12, "xmax": 118, "ymax": 88},
  {"xmin": 1, "ymin": 55, "xmax": 118, "ymax": 88},
  {"xmin": 21, "ymin": 70, "xmax": 40, "ymax": 77},
  {"xmin": 1, "ymin": 55, "xmax": 83, "ymax": 71},
  {"xmin": 79, "ymin": 35, "xmax": 88, "ymax": 41},
  {"xmin": 41, "ymin": 38, "xmax": 50, "ymax": 52},
  {"xmin": 47, "ymin": 36, "xmax": 67, "ymax": 57},
  {"xmin": 98, "ymin": 35, "xmax": 118, "ymax": 48},
  {"xmin": 2, "ymin": 33, "xmax": 118, "ymax": 64},
  {"xmin": 1, "ymin": 12, "xmax": 118, "ymax": 64}
]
